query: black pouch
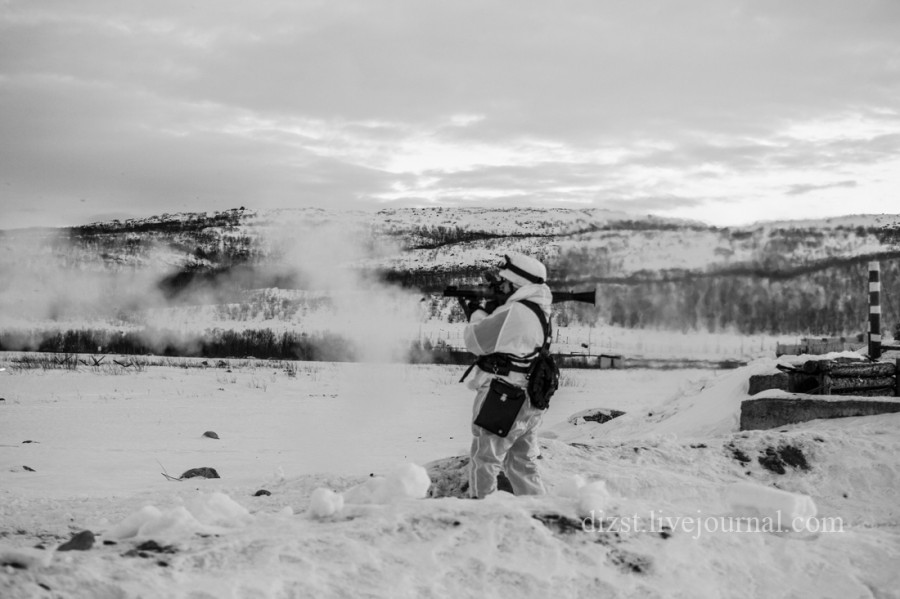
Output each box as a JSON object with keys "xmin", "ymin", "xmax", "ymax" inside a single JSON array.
[
  {"xmin": 476, "ymin": 354, "xmax": 512, "ymax": 376},
  {"xmin": 474, "ymin": 378, "xmax": 526, "ymax": 438}
]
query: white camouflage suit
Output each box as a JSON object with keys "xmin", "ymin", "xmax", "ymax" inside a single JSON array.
[{"xmin": 463, "ymin": 283, "xmax": 553, "ymax": 498}]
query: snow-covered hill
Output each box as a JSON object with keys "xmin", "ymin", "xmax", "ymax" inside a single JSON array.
[
  {"xmin": 2, "ymin": 207, "xmax": 900, "ymax": 345},
  {"xmin": 5, "ymin": 207, "xmax": 899, "ymax": 279}
]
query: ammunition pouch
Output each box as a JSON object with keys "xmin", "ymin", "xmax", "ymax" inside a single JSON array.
[
  {"xmin": 476, "ymin": 354, "xmax": 531, "ymax": 376},
  {"xmin": 459, "ymin": 352, "xmax": 534, "ymax": 383},
  {"xmin": 473, "ymin": 378, "xmax": 527, "ymax": 437}
]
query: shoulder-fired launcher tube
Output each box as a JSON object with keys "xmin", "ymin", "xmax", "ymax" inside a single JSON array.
[
  {"xmin": 551, "ymin": 289, "xmax": 597, "ymax": 305},
  {"xmin": 443, "ymin": 286, "xmax": 597, "ymax": 305}
]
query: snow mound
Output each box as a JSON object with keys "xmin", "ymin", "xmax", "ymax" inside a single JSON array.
[
  {"xmin": 554, "ymin": 475, "xmax": 614, "ymax": 518},
  {"xmin": 576, "ymin": 481, "xmax": 613, "ymax": 519},
  {"xmin": 343, "ymin": 463, "xmax": 432, "ymax": 505},
  {"xmin": 308, "ymin": 488, "xmax": 345, "ymax": 519},
  {"xmin": 108, "ymin": 492, "xmax": 251, "ymax": 542},
  {"xmin": 0, "ymin": 545, "xmax": 53, "ymax": 569},
  {"xmin": 725, "ymin": 482, "xmax": 818, "ymax": 531},
  {"xmin": 613, "ymin": 361, "xmax": 771, "ymax": 440},
  {"xmin": 546, "ymin": 357, "xmax": 824, "ymax": 444},
  {"xmin": 556, "ymin": 474, "xmax": 588, "ymax": 498}
]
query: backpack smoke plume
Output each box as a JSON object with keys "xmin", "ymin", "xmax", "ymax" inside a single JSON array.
[
  {"xmin": 267, "ymin": 221, "xmax": 421, "ymax": 363},
  {"xmin": 0, "ymin": 222, "xmax": 423, "ymax": 362},
  {"xmin": 0, "ymin": 230, "xmax": 172, "ymax": 327}
]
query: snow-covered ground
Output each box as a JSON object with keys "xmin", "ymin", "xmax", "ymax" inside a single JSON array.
[{"xmin": 2, "ymin": 355, "xmax": 899, "ymax": 598}]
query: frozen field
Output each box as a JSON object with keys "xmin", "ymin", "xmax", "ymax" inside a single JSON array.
[{"xmin": 2, "ymin": 355, "xmax": 899, "ymax": 598}]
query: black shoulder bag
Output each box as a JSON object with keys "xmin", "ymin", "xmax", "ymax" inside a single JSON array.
[{"xmin": 472, "ymin": 302, "xmax": 559, "ymax": 438}]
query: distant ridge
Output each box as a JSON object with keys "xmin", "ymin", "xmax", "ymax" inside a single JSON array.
[
  {"xmin": 2, "ymin": 207, "xmax": 899, "ymax": 336},
  {"xmin": 4, "ymin": 206, "xmax": 898, "ymax": 236}
]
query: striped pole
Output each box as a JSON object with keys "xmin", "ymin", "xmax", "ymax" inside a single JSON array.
[{"xmin": 869, "ymin": 261, "xmax": 882, "ymax": 360}]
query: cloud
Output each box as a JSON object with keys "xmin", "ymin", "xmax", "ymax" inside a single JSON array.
[
  {"xmin": 0, "ymin": 74, "xmax": 399, "ymax": 226},
  {"xmin": 785, "ymin": 180, "xmax": 858, "ymax": 196},
  {"xmin": 414, "ymin": 162, "xmax": 617, "ymax": 194},
  {"xmin": 2, "ymin": 0, "xmax": 900, "ymax": 227},
  {"xmin": 595, "ymin": 195, "xmax": 709, "ymax": 214}
]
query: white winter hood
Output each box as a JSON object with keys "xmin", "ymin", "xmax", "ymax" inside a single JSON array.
[
  {"xmin": 505, "ymin": 283, "xmax": 553, "ymax": 312},
  {"xmin": 464, "ymin": 283, "xmax": 553, "ymax": 358}
]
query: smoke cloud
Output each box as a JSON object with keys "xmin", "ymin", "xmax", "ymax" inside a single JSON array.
[
  {"xmin": 0, "ymin": 229, "xmax": 171, "ymax": 327},
  {"xmin": 0, "ymin": 219, "xmax": 428, "ymax": 363},
  {"xmin": 271, "ymin": 220, "xmax": 424, "ymax": 363}
]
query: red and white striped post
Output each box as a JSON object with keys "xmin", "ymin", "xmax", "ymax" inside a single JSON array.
[{"xmin": 869, "ymin": 261, "xmax": 882, "ymax": 360}]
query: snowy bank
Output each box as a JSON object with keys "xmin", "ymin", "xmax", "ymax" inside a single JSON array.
[{"xmin": 3, "ymin": 359, "xmax": 900, "ymax": 597}]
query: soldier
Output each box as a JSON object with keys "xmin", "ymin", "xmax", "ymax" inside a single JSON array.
[{"xmin": 460, "ymin": 253, "xmax": 553, "ymax": 498}]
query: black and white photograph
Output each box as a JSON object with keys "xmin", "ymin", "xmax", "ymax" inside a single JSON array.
[{"xmin": 2, "ymin": 1, "xmax": 899, "ymax": 597}]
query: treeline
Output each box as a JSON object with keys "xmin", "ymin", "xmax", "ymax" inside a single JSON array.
[
  {"xmin": 72, "ymin": 208, "xmax": 247, "ymax": 236},
  {"xmin": 404, "ymin": 225, "xmax": 504, "ymax": 249},
  {"xmin": 0, "ymin": 328, "xmax": 357, "ymax": 362},
  {"xmin": 552, "ymin": 258, "xmax": 900, "ymax": 336},
  {"xmin": 60, "ymin": 209, "xmax": 262, "ymax": 273},
  {"xmin": 0, "ymin": 327, "xmax": 476, "ymax": 365}
]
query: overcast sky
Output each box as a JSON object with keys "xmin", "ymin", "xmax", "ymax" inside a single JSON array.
[{"xmin": 2, "ymin": 0, "xmax": 899, "ymax": 229}]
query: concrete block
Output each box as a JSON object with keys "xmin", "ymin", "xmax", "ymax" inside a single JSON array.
[
  {"xmin": 748, "ymin": 372, "xmax": 790, "ymax": 395},
  {"xmin": 740, "ymin": 392, "xmax": 900, "ymax": 431}
]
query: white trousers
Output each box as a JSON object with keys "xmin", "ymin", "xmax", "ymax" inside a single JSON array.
[{"xmin": 469, "ymin": 376, "xmax": 546, "ymax": 498}]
